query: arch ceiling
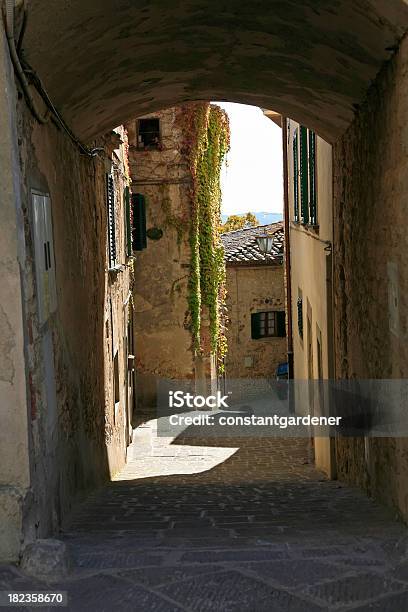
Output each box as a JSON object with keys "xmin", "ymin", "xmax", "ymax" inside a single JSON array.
[{"xmin": 22, "ymin": 0, "xmax": 408, "ymax": 142}]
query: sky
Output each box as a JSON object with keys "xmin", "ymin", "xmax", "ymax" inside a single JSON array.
[{"xmin": 214, "ymin": 102, "xmax": 283, "ymax": 216}]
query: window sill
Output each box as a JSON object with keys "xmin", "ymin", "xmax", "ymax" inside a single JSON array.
[
  {"xmin": 291, "ymin": 221, "xmax": 319, "ymax": 233},
  {"xmin": 252, "ymin": 336, "xmax": 286, "ymax": 341}
]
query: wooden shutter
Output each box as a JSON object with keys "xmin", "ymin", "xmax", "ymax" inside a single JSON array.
[
  {"xmin": 297, "ymin": 298, "xmax": 303, "ymax": 339},
  {"xmin": 293, "ymin": 130, "xmax": 299, "ymax": 222},
  {"xmin": 124, "ymin": 186, "xmax": 132, "ymax": 257},
  {"xmin": 106, "ymin": 173, "xmax": 117, "ymax": 267},
  {"xmin": 132, "ymin": 193, "xmax": 147, "ymax": 251},
  {"xmin": 308, "ymin": 131, "xmax": 317, "ymax": 225},
  {"xmin": 276, "ymin": 311, "xmax": 286, "ymax": 337},
  {"xmin": 251, "ymin": 313, "xmax": 261, "ymax": 339},
  {"xmin": 300, "ymin": 126, "xmax": 309, "ymax": 225}
]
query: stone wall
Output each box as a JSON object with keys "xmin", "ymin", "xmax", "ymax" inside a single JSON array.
[
  {"xmin": 12, "ymin": 102, "xmax": 132, "ymax": 553},
  {"xmin": 126, "ymin": 108, "xmax": 196, "ymax": 410},
  {"xmin": 333, "ymin": 33, "xmax": 408, "ymax": 519},
  {"xmin": 225, "ymin": 265, "xmax": 286, "ymax": 379}
]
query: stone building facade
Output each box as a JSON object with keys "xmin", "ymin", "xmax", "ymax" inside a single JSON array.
[
  {"xmin": 222, "ymin": 223, "xmax": 287, "ymax": 379},
  {"xmin": 125, "ymin": 108, "xmax": 197, "ymax": 410},
  {"xmin": 125, "ymin": 104, "xmax": 228, "ymax": 412},
  {"xmin": 3, "ymin": 0, "xmax": 408, "ymax": 562},
  {"xmin": 0, "ymin": 23, "xmax": 134, "ymax": 560},
  {"xmin": 283, "ymin": 118, "xmax": 335, "ymax": 477},
  {"xmin": 332, "ymin": 33, "xmax": 408, "ymax": 520}
]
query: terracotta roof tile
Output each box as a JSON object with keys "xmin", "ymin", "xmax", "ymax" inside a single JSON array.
[{"xmin": 221, "ymin": 222, "xmax": 284, "ymax": 265}]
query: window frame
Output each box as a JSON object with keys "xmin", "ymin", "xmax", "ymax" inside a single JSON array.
[
  {"xmin": 136, "ymin": 118, "xmax": 161, "ymax": 150},
  {"xmin": 251, "ymin": 311, "xmax": 286, "ymax": 340}
]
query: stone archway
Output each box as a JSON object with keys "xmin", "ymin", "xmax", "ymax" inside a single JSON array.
[
  {"xmin": 3, "ymin": 0, "xmax": 408, "ymax": 563},
  {"xmin": 22, "ymin": 0, "xmax": 408, "ymax": 141}
]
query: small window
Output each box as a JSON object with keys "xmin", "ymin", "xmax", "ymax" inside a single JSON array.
[
  {"xmin": 251, "ymin": 311, "xmax": 286, "ymax": 339},
  {"xmin": 137, "ymin": 118, "xmax": 161, "ymax": 149}
]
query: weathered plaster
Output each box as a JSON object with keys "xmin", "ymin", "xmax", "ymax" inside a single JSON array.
[
  {"xmin": 12, "ymin": 101, "xmax": 132, "ymax": 553},
  {"xmin": 22, "ymin": 0, "xmax": 408, "ymax": 141},
  {"xmin": 0, "ymin": 23, "xmax": 31, "ymax": 562}
]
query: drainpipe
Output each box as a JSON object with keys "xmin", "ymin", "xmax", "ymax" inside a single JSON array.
[{"xmin": 281, "ymin": 116, "xmax": 294, "ymax": 379}]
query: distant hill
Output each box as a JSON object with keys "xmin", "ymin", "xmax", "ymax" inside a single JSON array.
[{"xmin": 221, "ymin": 212, "xmax": 283, "ymax": 225}]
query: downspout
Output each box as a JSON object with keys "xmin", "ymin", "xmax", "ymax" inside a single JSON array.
[{"xmin": 281, "ymin": 116, "xmax": 294, "ymax": 379}]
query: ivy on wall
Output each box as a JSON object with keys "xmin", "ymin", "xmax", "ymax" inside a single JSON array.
[{"xmin": 177, "ymin": 103, "xmax": 230, "ymax": 367}]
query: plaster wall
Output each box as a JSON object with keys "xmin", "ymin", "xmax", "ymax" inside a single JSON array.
[
  {"xmin": 333, "ymin": 34, "xmax": 408, "ymax": 519},
  {"xmin": 225, "ymin": 265, "xmax": 286, "ymax": 379},
  {"xmin": 286, "ymin": 121, "xmax": 335, "ymax": 476}
]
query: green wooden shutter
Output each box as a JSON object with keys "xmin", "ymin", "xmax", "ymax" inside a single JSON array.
[
  {"xmin": 297, "ymin": 298, "xmax": 303, "ymax": 339},
  {"xmin": 124, "ymin": 186, "xmax": 132, "ymax": 257},
  {"xmin": 251, "ymin": 313, "xmax": 261, "ymax": 339},
  {"xmin": 276, "ymin": 311, "xmax": 286, "ymax": 337},
  {"xmin": 106, "ymin": 173, "xmax": 117, "ymax": 267},
  {"xmin": 293, "ymin": 130, "xmax": 299, "ymax": 222},
  {"xmin": 131, "ymin": 193, "xmax": 147, "ymax": 251},
  {"xmin": 308, "ymin": 131, "xmax": 317, "ymax": 225},
  {"xmin": 300, "ymin": 126, "xmax": 309, "ymax": 225}
]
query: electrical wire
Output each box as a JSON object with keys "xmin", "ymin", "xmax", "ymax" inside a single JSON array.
[{"xmin": 3, "ymin": 0, "xmax": 101, "ymax": 158}]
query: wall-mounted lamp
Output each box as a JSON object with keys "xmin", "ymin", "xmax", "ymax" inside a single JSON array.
[{"xmin": 256, "ymin": 232, "xmax": 275, "ymax": 256}]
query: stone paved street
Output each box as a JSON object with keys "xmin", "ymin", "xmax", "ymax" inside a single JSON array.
[{"xmin": 2, "ymin": 419, "xmax": 408, "ymax": 611}]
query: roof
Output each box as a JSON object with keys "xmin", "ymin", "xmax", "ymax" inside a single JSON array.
[{"xmin": 221, "ymin": 222, "xmax": 284, "ymax": 266}]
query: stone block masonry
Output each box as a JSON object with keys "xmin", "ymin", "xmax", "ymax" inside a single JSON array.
[{"xmin": 333, "ymin": 33, "xmax": 408, "ymax": 521}]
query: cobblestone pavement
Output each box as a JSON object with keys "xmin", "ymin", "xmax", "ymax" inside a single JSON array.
[{"xmin": 2, "ymin": 418, "xmax": 408, "ymax": 611}]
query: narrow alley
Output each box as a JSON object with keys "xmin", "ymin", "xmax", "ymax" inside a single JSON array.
[
  {"xmin": 3, "ymin": 425, "xmax": 408, "ymax": 611},
  {"xmin": 4, "ymin": 2, "xmax": 408, "ymax": 610}
]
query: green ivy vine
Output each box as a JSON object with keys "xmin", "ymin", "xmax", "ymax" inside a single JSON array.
[{"xmin": 177, "ymin": 103, "xmax": 230, "ymax": 368}]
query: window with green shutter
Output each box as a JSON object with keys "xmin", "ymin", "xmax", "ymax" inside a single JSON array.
[
  {"xmin": 308, "ymin": 130, "xmax": 317, "ymax": 225},
  {"xmin": 297, "ymin": 297, "xmax": 303, "ymax": 339},
  {"xmin": 276, "ymin": 311, "xmax": 286, "ymax": 337},
  {"xmin": 124, "ymin": 186, "xmax": 132, "ymax": 257},
  {"xmin": 131, "ymin": 193, "xmax": 147, "ymax": 251},
  {"xmin": 251, "ymin": 311, "xmax": 286, "ymax": 339},
  {"xmin": 300, "ymin": 126, "xmax": 309, "ymax": 225},
  {"xmin": 293, "ymin": 129, "xmax": 299, "ymax": 222}
]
